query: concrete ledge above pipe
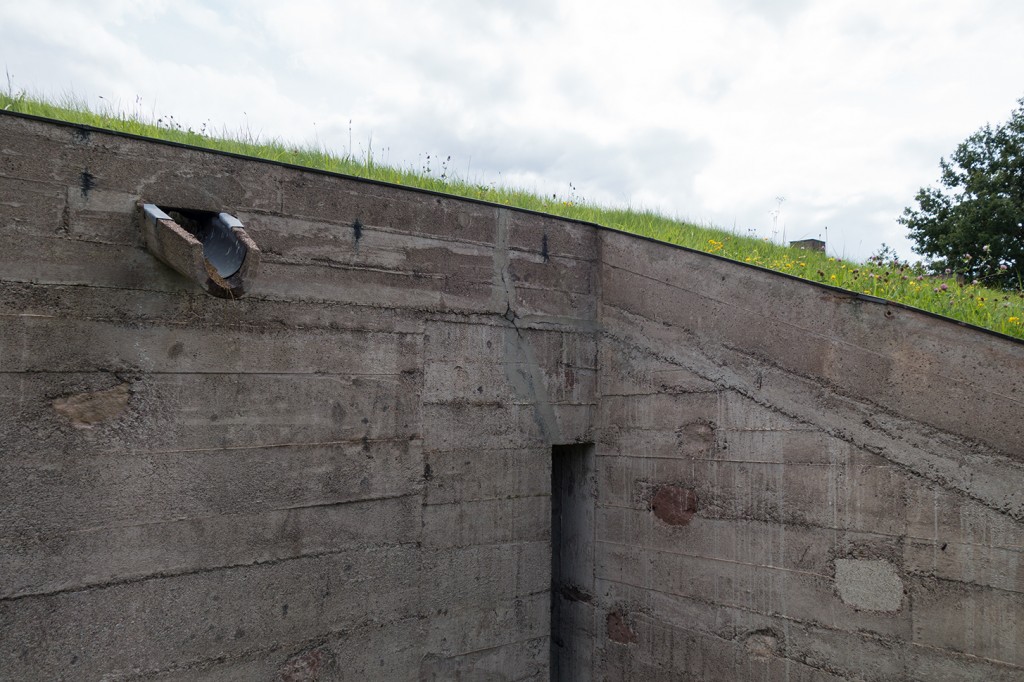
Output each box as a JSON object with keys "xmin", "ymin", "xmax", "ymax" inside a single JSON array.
[{"xmin": 139, "ymin": 203, "xmax": 260, "ymax": 298}]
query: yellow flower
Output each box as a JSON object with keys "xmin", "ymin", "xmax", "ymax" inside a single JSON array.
[
  {"xmin": 829, "ymin": 275, "xmax": 837, "ymax": 281},
  {"xmin": 1010, "ymin": 316, "xmax": 1021, "ymax": 324}
]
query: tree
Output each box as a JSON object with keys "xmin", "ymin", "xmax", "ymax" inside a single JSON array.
[{"xmin": 900, "ymin": 97, "xmax": 1024, "ymax": 289}]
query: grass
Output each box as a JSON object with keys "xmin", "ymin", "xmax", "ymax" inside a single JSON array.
[{"xmin": 3, "ymin": 90, "xmax": 1023, "ymax": 340}]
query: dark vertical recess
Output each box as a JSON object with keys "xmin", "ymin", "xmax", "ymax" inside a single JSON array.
[{"xmin": 550, "ymin": 443, "xmax": 595, "ymax": 681}]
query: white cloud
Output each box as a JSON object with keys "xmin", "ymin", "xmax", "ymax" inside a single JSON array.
[{"xmin": 3, "ymin": 0, "xmax": 1023, "ymax": 261}]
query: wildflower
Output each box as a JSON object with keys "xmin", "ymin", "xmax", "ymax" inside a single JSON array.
[
  {"xmin": 983, "ymin": 244, "xmax": 991, "ymax": 252},
  {"xmin": 1000, "ymin": 264, "xmax": 1008, "ymax": 271},
  {"xmin": 829, "ymin": 275, "xmax": 837, "ymax": 281},
  {"xmin": 940, "ymin": 283, "xmax": 948, "ymax": 291},
  {"xmin": 1010, "ymin": 316, "xmax": 1021, "ymax": 324},
  {"xmin": 944, "ymin": 268, "xmax": 952, "ymax": 275}
]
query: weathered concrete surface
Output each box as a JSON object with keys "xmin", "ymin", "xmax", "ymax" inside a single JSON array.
[{"xmin": 1, "ymin": 111, "xmax": 1022, "ymax": 680}]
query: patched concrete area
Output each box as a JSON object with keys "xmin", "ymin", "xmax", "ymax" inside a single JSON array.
[
  {"xmin": 834, "ymin": 559, "xmax": 904, "ymax": 612},
  {"xmin": 52, "ymin": 382, "xmax": 131, "ymax": 427},
  {"xmin": 1, "ymin": 111, "xmax": 1022, "ymax": 681}
]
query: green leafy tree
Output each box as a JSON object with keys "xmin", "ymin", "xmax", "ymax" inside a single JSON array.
[{"xmin": 900, "ymin": 97, "xmax": 1024, "ymax": 288}]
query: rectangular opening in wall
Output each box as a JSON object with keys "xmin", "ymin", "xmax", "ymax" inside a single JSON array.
[{"xmin": 550, "ymin": 442, "xmax": 595, "ymax": 681}]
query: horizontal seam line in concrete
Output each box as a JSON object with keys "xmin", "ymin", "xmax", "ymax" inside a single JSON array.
[
  {"xmin": 423, "ymin": 401, "xmax": 597, "ymax": 407},
  {"xmin": 597, "ymin": 508, "xmax": 1024, "ymax": 552},
  {"xmin": 94, "ymin": 613, "xmax": 431, "ymax": 680},
  {"xmin": 598, "ymin": 577, "xmax": 1024, "ymax": 667},
  {"xmin": 28, "ymin": 437, "xmax": 420, "ymax": 458},
  {"xmin": 596, "ymin": 537, "xmax": 830, "ymax": 579},
  {"xmin": 423, "ymin": 493, "xmax": 549, "ymax": 506},
  {"xmin": 596, "ymin": 503, "xmax": 907, "ymax": 536},
  {"xmin": 0, "ymin": 369, "xmax": 412, "ymax": 378},
  {"xmin": 7, "ymin": 493, "xmax": 419, "ymax": 538},
  {"xmin": 594, "ymin": 453, "xmax": 895, "ymax": 466},
  {"xmin": 435, "ymin": 633, "xmax": 549, "ymax": 661},
  {"xmin": 596, "ymin": 576, "xmax": 886, "ymax": 632},
  {"xmin": 903, "ymin": 536, "xmax": 1024, "ymax": 552},
  {"xmin": 425, "ymin": 539, "xmax": 548, "ymax": 552},
  {"xmin": 268, "ymin": 259, "xmax": 447, "ymax": 279},
  {"xmin": 598, "ymin": 391, "xmax": 721, "ymax": 398},
  {"xmin": 0, "ymin": 541, "xmax": 423, "ymax": 603},
  {"xmin": 904, "ymin": 640, "xmax": 1024, "ymax": 671}
]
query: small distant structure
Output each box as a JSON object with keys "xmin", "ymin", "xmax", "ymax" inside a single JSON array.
[{"xmin": 790, "ymin": 238, "xmax": 826, "ymax": 252}]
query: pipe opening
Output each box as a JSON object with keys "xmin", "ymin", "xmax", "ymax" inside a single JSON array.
[
  {"xmin": 165, "ymin": 208, "xmax": 247, "ymax": 279},
  {"xmin": 140, "ymin": 203, "xmax": 260, "ymax": 298}
]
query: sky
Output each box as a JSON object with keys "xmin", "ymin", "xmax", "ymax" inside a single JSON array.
[{"xmin": 3, "ymin": 0, "xmax": 1024, "ymax": 261}]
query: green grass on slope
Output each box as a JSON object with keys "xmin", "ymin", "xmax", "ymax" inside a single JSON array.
[{"xmin": 3, "ymin": 91, "xmax": 1023, "ymax": 340}]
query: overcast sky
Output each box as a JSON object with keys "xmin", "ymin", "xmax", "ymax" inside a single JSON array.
[{"xmin": 3, "ymin": 0, "xmax": 1023, "ymax": 261}]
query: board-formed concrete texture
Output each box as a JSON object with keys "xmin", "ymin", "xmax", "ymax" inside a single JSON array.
[{"xmin": 1, "ymin": 111, "xmax": 1022, "ymax": 681}]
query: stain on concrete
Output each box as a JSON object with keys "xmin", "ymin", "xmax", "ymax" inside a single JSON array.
[
  {"xmin": 52, "ymin": 383, "xmax": 130, "ymax": 428},
  {"xmin": 279, "ymin": 645, "xmax": 332, "ymax": 681},
  {"xmin": 834, "ymin": 558, "xmax": 904, "ymax": 612},
  {"xmin": 650, "ymin": 485, "xmax": 698, "ymax": 526},
  {"xmin": 79, "ymin": 169, "xmax": 95, "ymax": 198},
  {"xmin": 606, "ymin": 611, "xmax": 638, "ymax": 644},
  {"xmin": 352, "ymin": 218, "xmax": 363, "ymax": 244},
  {"xmin": 559, "ymin": 583, "xmax": 593, "ymax": 603}
]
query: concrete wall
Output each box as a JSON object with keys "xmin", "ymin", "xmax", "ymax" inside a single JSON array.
[{"xmin": 0, "ymin": 112, "xmax": 1021, "ymax": 681}]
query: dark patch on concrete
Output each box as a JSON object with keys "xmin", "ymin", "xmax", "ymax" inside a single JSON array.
[
  {"xmin": 651, "ymin": 485, "xmax": 698, "ymax": 526},
  {"xmin": 79, "ymin": 169, "xmax": 95, "ymax": 198},
  {"xmin": 52, "ymin": 382, "xmax": 130, "ymax": 428},
  {"xmin": 542, "ymin": 233, "xmax": 550, "ymax": 263},
  {"xmin": 559, "ymin": 583, "xmax": 593, "ymax": 603},
  {"xmin": 168, "ymin": 342, "xmax": 184, "ymax": 359},
  {"xmin": 423, "ymin": 462, "xmax": 434, "ymax": 481},
  {"xmin": 606, "ymin": 611, "xmax": 637, "ymax": 644},
  {"xmin": 73, "ymin": 128, "xmax": 90, "ymax": 143},
  {"xmin": 279, "ymin": 645, "xmax": 332, "ymax": 681},
  {"xmin": 352, "ymin": 218, "xmax": 363, "ymax": 244}
]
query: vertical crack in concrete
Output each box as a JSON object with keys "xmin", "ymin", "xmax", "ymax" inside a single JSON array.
[
  {"xmin": 490, "ymin": 207, "xmax": 559, "ymax": 442},
  {"xmin": 490, "ymin": 208, "xmax": 514, "ymax": 317}
]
